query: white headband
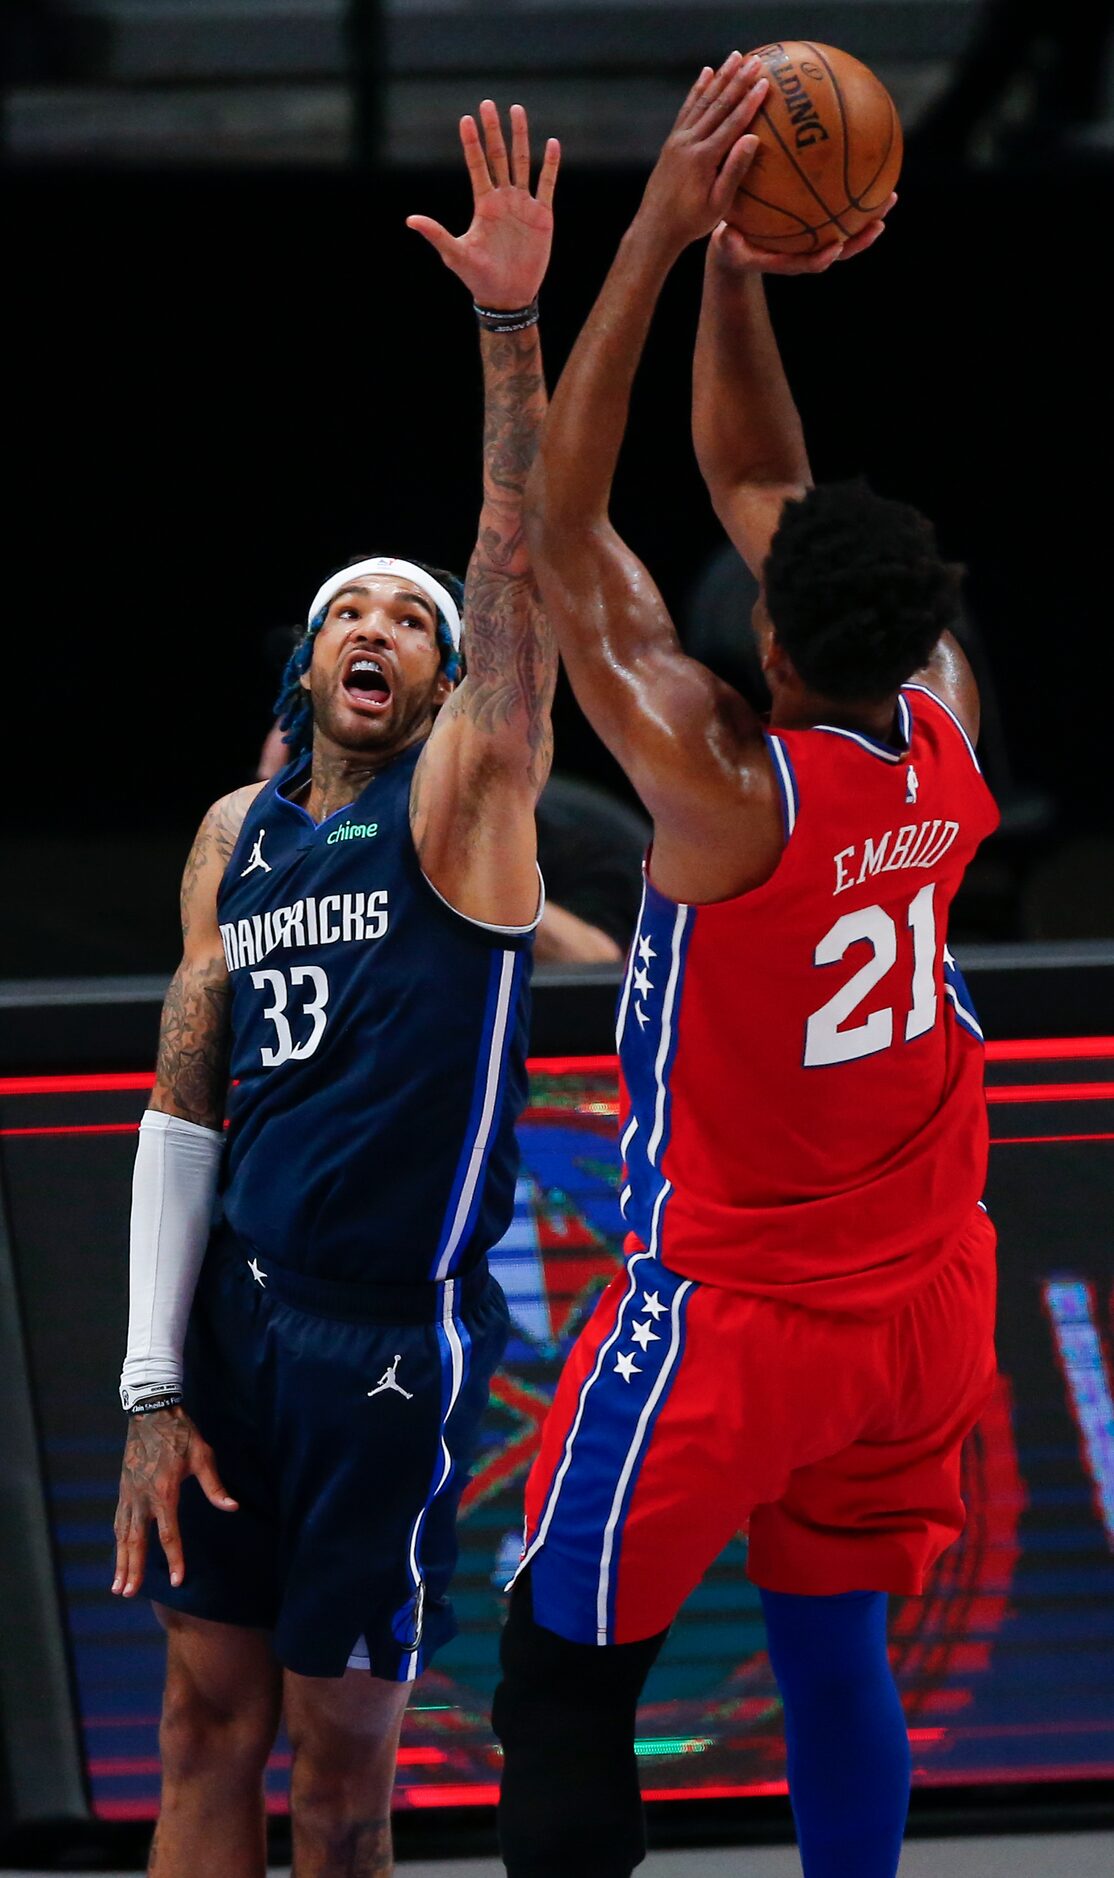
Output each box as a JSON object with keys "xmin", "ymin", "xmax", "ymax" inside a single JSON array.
[{"xmin": 307, "ymin": 557, "xmax": 462, "ymax": 650}]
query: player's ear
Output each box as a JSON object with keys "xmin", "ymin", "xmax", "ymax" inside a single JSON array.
[
  {"xmin": 760, "ymin": 622, "xmax": 795, "ymax": 688},
  {"xmin": 434, "ymin": 669, "xmax": 455, "ymax": 707},
  {"xmin": 299, "ymin": 668, "xmax": 312, "ymax": 693}
]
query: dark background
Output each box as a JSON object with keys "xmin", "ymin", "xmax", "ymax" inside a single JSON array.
[{"xmin": 5, "ymin": 136, "xmax": 1112, "ymax": 977}]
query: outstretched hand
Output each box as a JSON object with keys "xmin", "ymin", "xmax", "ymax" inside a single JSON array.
[{"xmin": 407, "ymin": 102, "xmax": 560, "ymax": 311}]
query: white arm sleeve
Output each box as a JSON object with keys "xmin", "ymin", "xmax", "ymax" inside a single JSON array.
[{"xmin": 118, "ymin": 1110, "xmax": 224, "ymax": 1411}]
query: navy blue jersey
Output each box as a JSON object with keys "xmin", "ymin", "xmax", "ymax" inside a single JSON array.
[{"xmin": 215, "ymin": 741, "xmax": 535, "ymax": 1284}]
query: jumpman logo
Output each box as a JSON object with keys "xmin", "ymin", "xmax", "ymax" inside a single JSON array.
[
  {"xmin": 367, "ymin": 1354, "xmax": 414, "ymax": 1401},
  {"xmin": 905, "ymin": 766, "xmax": 919, "ymax": 805},
  {"xmin": 241, "ymin": 829, "xmax": 272, "ymax": 877}
]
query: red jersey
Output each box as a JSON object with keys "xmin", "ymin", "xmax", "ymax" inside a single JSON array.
[{"xmin": 616, "ymin": 684, "xmax": 1000, "ymax": 1315}]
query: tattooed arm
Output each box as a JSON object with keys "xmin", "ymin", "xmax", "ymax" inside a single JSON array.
[
  {"xmin": 406, "ymin": 101, "xmax": 559, "ymax": 926},
  {"xmin": 150, "ymin": 785, "xmax": 258, "ymax": 1123},
  {"xmin": 112, "ymin": 785, "xmax": 260, "ymax": 1599}
]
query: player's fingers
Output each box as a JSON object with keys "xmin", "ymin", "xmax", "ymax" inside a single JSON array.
[
  {"xmin": 192, "ymin": 1447, "xmax": 238, "ymax": 1512},
  {"xmin": 700, "ymin": 48, "xmax": 746, "ymax": 108},
  {"xmin": 765, "ymin": 242, "xmax": 846, "ymax": 275},
  {"xmin": 836, "ymin": 220, "xmax": 887, "ymax": 259},
  {"xmin": 693, "ymin": 52, "xmax": 759, "ymax": 136},
  {"xmin": 705, "ymin": 74, "xmax": 769, "ymax": 166},
  {"xmin": 404, "ymin": 216, "xmax": 462, "ymax": 267},
  {"xmin": 156, "ymin": 1502, "xmax": 185, "ymax": 1590},
  {"xmin": 675, "ymin": 65, "xmax": 714, "ymax": 130},
  {"xmin": 123, "ymin": 1517, "xmax": 149, "ymax": 1598},
  {"xmin": 479, "ymin": 99, "xmax": 511, "ymax": 188},
  {"xmin": 509, "ymin": 103, "xmax": 530, "ymax": 191},
  {"xmin": 457, "ymin": 114, "xmax": 493, "ymax": 196},
  {"xmin": 535, "ymin": 136, "xmax": 561, "ymax": 210},
  {"xmin": 711, "ymin": 133, "xmax": 760, "ymax": 220},
  {"xmin": 112, "ymin": 1503, "xmax": 131, "ymax": 1594}
]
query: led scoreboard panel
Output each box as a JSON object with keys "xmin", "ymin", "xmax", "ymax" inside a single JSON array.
[{"xmin": 1, "ymin": 1020, "xmax": 1112, "ymax": 1827}]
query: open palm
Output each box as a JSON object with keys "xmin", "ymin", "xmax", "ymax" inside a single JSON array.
[{"xmin": 407, "ymin": 101, "xmax": 560, "ymax": 310}]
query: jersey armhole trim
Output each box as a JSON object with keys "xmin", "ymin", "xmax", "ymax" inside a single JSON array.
[
  {"xmin": 765, "ymin": 733, "xmax": 799, "ymax": 841},
  {"xmin": 903, "ymin": 683, "xmax": 983, "ymax": 774},
  {"xmin": 420, "ymin": 862, "xmax": 546, "ymax": 937}
]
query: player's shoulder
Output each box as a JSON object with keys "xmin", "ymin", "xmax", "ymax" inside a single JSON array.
[
  {"xmin": 902, "ymin": 681, "xmax": 983, "ymax": 774},
  {"xmin": 193, "ymin": 781, "xmax": 268, "ymax": 872}
]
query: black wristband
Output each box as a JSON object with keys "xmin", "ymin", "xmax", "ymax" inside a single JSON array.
[
  {"xmin": 473, "ymin": 298, "xmax": 539, "ymax": 333},
  {"xmin": 126, "ymin": 1392, "xmax": 184, "ymax": 1416}
]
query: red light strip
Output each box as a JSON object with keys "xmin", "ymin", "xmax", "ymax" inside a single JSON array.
[
  {"xmin": 984, "ymin": 1036, "xmax": 1114, "ymax": 1061},
  {"xmin": 2, "ymin": 1042, "xmax": 1112, "ymax": 1099},
  {"xmin": 1, "ymin": 1122, "xmax": 141, "ymax": 1138},
  {"xmin": 526, "ymin": 1054, "xmax": 620, "ymax": 1075},
  {"xmin": 985, "ymin": 1082, "xmax": 1114, "ymax": 1104},
  {"xmin": 991, "ymin": 1132, "xmax": 1114, "ymax": 1146}
]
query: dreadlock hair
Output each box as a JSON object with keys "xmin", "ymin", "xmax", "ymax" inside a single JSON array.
[
  {"xmin": 763, "ymin": 479, "xmax": 963, "ymax": 704},
  {"xmin": 273, "ymin": 555, "xmax": 466, "ymax": 761}
]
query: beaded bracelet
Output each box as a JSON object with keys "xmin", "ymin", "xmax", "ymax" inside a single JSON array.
[
  {"xmin": 125, "ymin": 1392, "xmax": 184, "ymax": 1417},
  {"xmin": 473, "ymin": 298, "xmax": 540, "ymax": 333}
]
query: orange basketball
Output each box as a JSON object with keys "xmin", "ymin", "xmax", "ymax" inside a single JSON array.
[{"xmin": 727, "ymin": 41, "xmax": 902, "ymax": 253}]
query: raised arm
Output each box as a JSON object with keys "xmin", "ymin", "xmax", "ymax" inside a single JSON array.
[
  {"xmin": 522, "ymin": 55, "xmax": 780, "ymax": 886},
  {"xmin": 406, "ymin": 103, "xmax": 560, "ymax": 927},
  {"xmin": 690, "ymin": 190, "xmax": 980, "ymax": 733},
  {"xmin": 112, "ymin": 787, "xmax": 258, "ymax": 1600},
  {"xmin": 692, "ymin": 254, "xmax": 813, "ymax": 578},
  {"xmin": 692, "ymin": 162, "xmax": 892, "ymax": 574}
]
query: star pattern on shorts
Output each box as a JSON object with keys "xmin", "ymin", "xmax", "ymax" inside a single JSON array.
[
  {"xmin": 630, "ymin": 1318, "xmax": 660, "ymax": 1351},
  {"xmin": 248, "ymin": 1257, "xmax": 267, "ymax": 1286},
  {"xmin": 615, "ymin": 1349, "xmax": 642, "ymax": 1383},
  {"xmin": 634, "ymin": 1003, "xmax": 649, "ymax": 1030},
  {"xmin": 637, "ymin": 934, "xmax": 657, "ymax": 967},
  {"xmin": 633, "ymin": 964, "xmax": 654, "ymax": 1000},
  {"xmin": 641, "ymin": 1289, "xmax": 666, "ymax": 1320}
]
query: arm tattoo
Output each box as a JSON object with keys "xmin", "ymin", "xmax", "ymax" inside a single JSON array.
[
  {"xmin": 119, "ymin": 1409, "xmax": 191, "ymax": 1518},
  {"xmin": 153, "ymin": 959, "xmax": 231, "ymax": 1126},
  {"xmin": 456, "ymin": 329, "xmax": 556, "ymax": 787},
  {"xmin": 154, "ymin": 796, "xmax": 240, "ymax": 1125}
]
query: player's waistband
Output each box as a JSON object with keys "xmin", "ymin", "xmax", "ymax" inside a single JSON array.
[{"xmin": 209, "ymin": 1220, "xmax": 492, "ymax": 1325}]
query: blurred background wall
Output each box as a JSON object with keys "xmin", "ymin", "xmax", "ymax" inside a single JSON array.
[{"xmin": 4, "ymin": 0, "xmax": 1112, "ymax": 979}]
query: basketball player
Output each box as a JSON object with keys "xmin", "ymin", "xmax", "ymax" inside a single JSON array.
[
  {"xmin": 492, "ymin": 55, "xmax": 996, "ymax": 1878},
  {"xmin": 111, "ymin": 102, "xmax": 559, "ymax": 1878}
]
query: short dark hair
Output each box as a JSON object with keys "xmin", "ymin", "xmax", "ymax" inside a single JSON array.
[
  {"xmin": 273, "ymin": 553, "xmax": 465, "ymax": 762},
  {"xmin": 763, "ymin": 480, "xmax": 963, "ymax": 703}
]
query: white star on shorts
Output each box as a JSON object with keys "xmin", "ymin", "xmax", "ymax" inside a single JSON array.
[
  {"xmin": 248, "ymin": 1257, "xmax": 267, "ymax": 1286},
  {"xmin": 641, "ymin": 1289, "xmax": 666, "ymax": 1319},
  {"xmin": 631, "ymin": 1318, "xmax": 660, "ymax": 1351},
  {"xmin": 615, "ymin": 1350, "xmax": 642, "ymax": 1383}
]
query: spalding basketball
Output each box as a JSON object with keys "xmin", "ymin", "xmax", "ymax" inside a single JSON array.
[{"xmin": 728, "ymin": 41, "xmax": 902, "ymax": 253}]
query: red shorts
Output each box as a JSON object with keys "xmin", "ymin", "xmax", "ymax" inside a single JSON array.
[{"xmin": 518, "ymin": 1205, "xmax": 997, "ymax": 1644}]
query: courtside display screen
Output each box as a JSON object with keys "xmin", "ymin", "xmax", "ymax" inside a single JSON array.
[{"xmin": 1, "ymin": 1043, "xmax": 1112, "ymax": 1819}]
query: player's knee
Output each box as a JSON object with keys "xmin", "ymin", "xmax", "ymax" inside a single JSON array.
[
  {"xmin": 287, "ymin": 1710, "xmax": 402, "ymax": 1830},
  {"xmin": 158, "ymin": 1676, "xmax": 276, "ymax": 1789},
  {"xmin": 493, "ymin": 1573, "xmax": 664, "ymax": 1877}
]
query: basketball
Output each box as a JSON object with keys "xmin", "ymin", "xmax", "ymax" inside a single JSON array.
[{"xmin": 727, "ymin": 41, "xmax": 902, "ymax": 253}]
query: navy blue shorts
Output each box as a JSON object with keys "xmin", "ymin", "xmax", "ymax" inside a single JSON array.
[{"xmin": 144, "ymin": 1223, "xmax": 510, "ymax": 1678}]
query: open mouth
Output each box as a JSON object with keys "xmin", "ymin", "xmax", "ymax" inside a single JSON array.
[{"xmin": 343, "ymin": 654, "xmax": 393, "ymax": 712}]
